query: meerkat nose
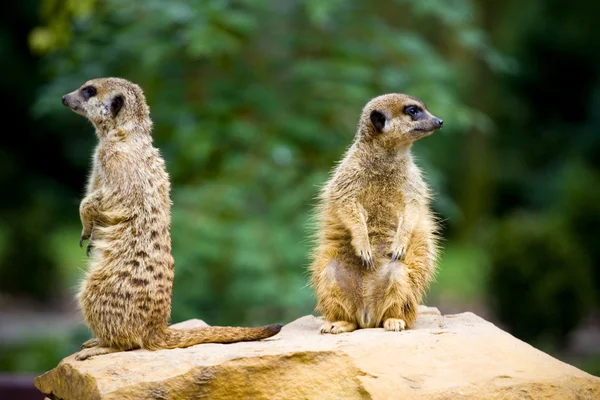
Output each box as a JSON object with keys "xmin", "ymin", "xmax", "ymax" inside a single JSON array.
[
  {"xmin": 62, "ymin": 95, "xmax": 68, "ymax": 106},
  {"xmin": 435, "ymin": 119, "xmax": 443, "ymax": 128}
]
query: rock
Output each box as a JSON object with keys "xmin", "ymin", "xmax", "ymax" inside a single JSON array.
[
  {"xmin": 169, "ymin": 319, "xmax": 210, "ymax": 330},
  {"xmin": 35, "ymin": 306, "xmax": 600, "ymax": 400}
]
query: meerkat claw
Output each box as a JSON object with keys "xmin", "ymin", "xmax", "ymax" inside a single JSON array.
[
  {"xmin": 360, "ymin": 250, "xmax": 374, "ymax": 269},
  {"xmin": 390, "ymin": 246, "xmax": 406, "ymax": 262},
  {"xmin": 80, "ymin": 230, "xmax": 90, "ymax": 248}
]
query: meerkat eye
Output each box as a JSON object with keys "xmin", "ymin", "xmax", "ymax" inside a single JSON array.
[
  {"xmin": 404, "ymin": 105, "xmax": 422, "ymax": 118},
  {"xmin": 81, "ymin": 86, "xmax": 97, "ymax": 99}
]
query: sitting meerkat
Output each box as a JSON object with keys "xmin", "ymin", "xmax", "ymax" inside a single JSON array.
[
  {"xmin": 309, "ymin": 93, "xmax": 443, "ymax": 334},
  {"xmin": 62, "ymin": 77, "xmax": 282, "ymax": 360}
]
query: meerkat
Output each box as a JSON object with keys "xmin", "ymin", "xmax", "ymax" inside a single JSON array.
[
  {"xmin": 62, "ymin": 77, "xmax": 282, "ymax": 360},
  {"xmin": 309, "ymin": 93, "xmax": 443, "ymax": 334}
]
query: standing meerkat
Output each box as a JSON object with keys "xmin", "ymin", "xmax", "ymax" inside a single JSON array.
[
  {"xmin": 62, "ymin": 77, "xmax": 282, "ymax": 360},
  {"xmin": 309, "ymin": 93, "xmax": 443, "ymax": 334}
]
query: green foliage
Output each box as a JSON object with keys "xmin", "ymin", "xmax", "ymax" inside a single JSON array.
[
  {"xmin": 29, "ymin": 0, "xmax": 495, "ymax": 326},
  {"xmin": 429, "ymin": 242, "xmax": 491, "ymax": 303},
  {"xmin": 488, "ymin": 212, "xmax": 595, "ymax": 349},
  {"xmin": 0, "ymin": 326, "xmax": 89, "ymax": 373},
  {"xmin": 0, "ymin": 337, "xmax": 75, "ymax": 373}
]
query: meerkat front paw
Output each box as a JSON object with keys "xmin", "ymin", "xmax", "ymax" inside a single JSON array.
[
  {"xmin": 359, "ymin": 248, "xmax": 375, "ymax": 269},
  {"xmin": 80, "ymin": 227, "xmax": 91, "ymax": 248},
  {"xmin": 320, "ymin": 321, "xmax": 358, "ymax": 334},
  {"xmin": 353, "ymin": 238, "xmax": 375, "ymax": 269},
  {"xmin": 389, "ymin": 237, "xmax": 408, "ymax": 262},
  {"xmin": 383, "ymin": 318, "xmax": 406, "ymax": 332}
]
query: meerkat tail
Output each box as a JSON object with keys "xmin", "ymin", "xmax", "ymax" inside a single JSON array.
[{"xmin": 147, "ymin": 324, "xmax": 283, "ymax": 350}]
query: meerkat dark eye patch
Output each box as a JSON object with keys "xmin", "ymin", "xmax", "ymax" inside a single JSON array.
[
  {"xmin": 404, "ymin": 105, "xmax": 424, "ymax": 120},
  {"xmin": 81, "ymin": 86, "xmax": 97, "ymax": 100},
  {"xmin": 110, "ymin": 94, "xmax": 124, "ymax": 118},
  {"xmin": 370, "ymin": 110, "xmax": 386, "ymax": 133}
]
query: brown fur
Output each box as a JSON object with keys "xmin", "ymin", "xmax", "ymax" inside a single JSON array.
[
  {"xmin": 309, "ymin": 93, "xmax": 443, "ymax": 334},
  {"xmin": 62, "ymin": 77, "xmax": 282, "ymax": 360}
]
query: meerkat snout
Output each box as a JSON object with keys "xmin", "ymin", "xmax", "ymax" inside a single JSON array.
[
  {"xmin": 418, "ymin": 115, "xmax": 443, "ymax": 133},
  {"xmin": 62, "ymin": 84, "xmax": 98, "ymax": 116},
  {"xmin": 61, "ymin": 92, "xmax": 86, "ymax": 115},
  {"xmin": 61, "ymin": 93, "xmax": 78, "ymax": 109}
]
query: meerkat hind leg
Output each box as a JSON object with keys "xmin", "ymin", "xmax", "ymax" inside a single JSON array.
[
  {"xmin": 320, "ymin": 321, "xmax": 358, "ymax": 334},
  {"xmin": 376, "ymin": 261, "xmax": 416, "ymax": 332},
  {"xmin": 80, "ymin": 337, "xmax": 101, "ymax": 349},
  {"xmin": 75, "ymin": 346, "xmax": 121, "ymax": 361}
]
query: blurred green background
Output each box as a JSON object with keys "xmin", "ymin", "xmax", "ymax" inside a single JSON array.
[{"xmin": 1, "ymin": 0, "xmax": 599, "ymax": 378}]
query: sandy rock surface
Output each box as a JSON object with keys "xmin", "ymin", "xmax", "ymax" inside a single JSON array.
[{"xmin": 35, "ymin": 306, "xmax": 600, "ymax": 399}]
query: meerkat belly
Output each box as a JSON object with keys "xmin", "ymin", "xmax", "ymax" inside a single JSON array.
[
  {"xmin": 362, "ymin": 195, "xmax": 401, "ymax": 255},
  {"xmin": 355, "ymin": 190, "xmax": 404, "ymax": 327}
]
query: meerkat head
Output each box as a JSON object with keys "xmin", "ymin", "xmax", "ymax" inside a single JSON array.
[
  {"xmin": 358, "ymin": 93, "xmax": 443, "ymax": 147},
  {"xmin": 62, "ymin": 77, "xmax": 150, "ymax": 134}
]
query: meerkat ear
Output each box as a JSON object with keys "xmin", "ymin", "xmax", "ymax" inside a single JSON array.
[
  {"xmin": 370, "ymin": 110, "xmax": 386, "ymax": 133},
  {"xmin": 110, "ymin": 94, "xmax": 125, "ymax": 118}
]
